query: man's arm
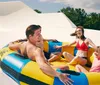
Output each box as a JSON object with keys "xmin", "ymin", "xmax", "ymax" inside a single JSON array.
[
  {"xmin": 43, "ymin": 39, "xmax": 58, "ymax": 42},
  {"xmin": 8, "ymin": 42, "xmax": 20, "ymax": 51},
  {"xmin": 13, "ymin": 38, "xmax": 27, "ymax": 43},
  {"xmin": 34, "ymin": 48, "xmax": 59, "ymax": 76},
  {"xmin": 33, "ymin": 48, "xmax": 73, "ymax": 84}
]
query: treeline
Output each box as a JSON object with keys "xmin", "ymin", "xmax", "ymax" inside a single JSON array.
[
  {"xmin": 58, "ymin": 7, "xmax": 100, "ymax": 30},
  {"xmin": 34, "ymin": 7, "xmax": 100, "ymax": 30}
]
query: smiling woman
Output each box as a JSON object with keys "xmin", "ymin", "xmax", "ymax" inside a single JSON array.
[{"xmin": 55, "ymin": 26, "xmax": 97, "ymax": 66}]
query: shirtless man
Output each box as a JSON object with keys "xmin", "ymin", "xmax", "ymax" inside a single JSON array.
[
  {"xmin": 9, "ymin": 24, "xmax": 73, "ymax": 85},
  {"xmin": 11, "ymin": 27, "xmax": 61, "ymax": 62}
]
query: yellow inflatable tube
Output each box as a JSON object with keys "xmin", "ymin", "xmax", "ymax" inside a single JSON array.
[{"xmin": 0, "ymin": 41, "xmax": 100, "ymax": 85}]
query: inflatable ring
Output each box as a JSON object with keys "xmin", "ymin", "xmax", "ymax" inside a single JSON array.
[{"xmin": 0, "ymin": 41, "xmax": 100, "ymax": 85}]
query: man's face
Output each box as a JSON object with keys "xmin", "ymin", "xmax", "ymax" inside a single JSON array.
[{"xmin": 31, "ymin": 28, "xmax": 41, "ymax": 42}]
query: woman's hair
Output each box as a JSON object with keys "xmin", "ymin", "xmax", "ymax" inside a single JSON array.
[
  {"xmin": 70, "ymin": 26, "xmax": 86, "ymax": 40},
  {"xmin": 26, "ymin": 24, "xmax": 41, "ymax": 38}
]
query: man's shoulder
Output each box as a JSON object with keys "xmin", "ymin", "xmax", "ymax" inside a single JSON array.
[{"xmin": 28, "ymin": 44, "xmax": 41, "ymax": 51}]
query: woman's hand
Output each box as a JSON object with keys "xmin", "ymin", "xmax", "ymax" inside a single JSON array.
[{"xmin": 55, "ymin": 45, "xmax": 62, "ymax": 50}]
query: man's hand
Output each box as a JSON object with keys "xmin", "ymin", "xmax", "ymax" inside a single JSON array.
[
  {"xmin": 58, "ymin": 73, "xmax": 73, "ymax": 85},
  {"xmin": 49, "ymin": 39, "xmax": 58, "ymax": 42}
]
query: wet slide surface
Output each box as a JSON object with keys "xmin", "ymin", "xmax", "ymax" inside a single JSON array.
[{"xmin": 0, "ymin": 68, "xmax": 18, "ymax": 85}]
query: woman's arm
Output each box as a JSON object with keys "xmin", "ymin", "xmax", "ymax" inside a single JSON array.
[
  {"xmin": 87, "ymin": 38, "xmax": 97, "ymax": 49},
  {"xmin": 63, "ymin": 40, "xmax": 76, "ymax": 48},
  {"xmin": 55, "ymin": 40, "xmax": 76, "ymax": 49},
  {"xmin": 68, "ymin": 40, "xmax": 76, "ymax": 46}
]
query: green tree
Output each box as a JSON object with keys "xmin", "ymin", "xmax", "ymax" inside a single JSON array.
[
  {"xmin": 84, "ymin": 13, "xmax": 100, "ymax": 30},
  {"xmin": 59, "ymin": 7, "xmax": 87, "ymax": 27},
  {"xmin": 59, "ymin": 7, "xmax": 100, "ymax": 30},
  {"xmin": 34, "ymin": 9, "xmax": 42, "ymax": 13}
]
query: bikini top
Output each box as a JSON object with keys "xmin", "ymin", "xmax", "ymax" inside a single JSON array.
[{"xmin": 76, "ymin": 41, "xmax": 88, "ymax": 51}]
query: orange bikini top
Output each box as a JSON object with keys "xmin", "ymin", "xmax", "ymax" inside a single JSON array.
[{"xmin": 76, "ymin": 41, "xmax": 88, "ymax": 51}]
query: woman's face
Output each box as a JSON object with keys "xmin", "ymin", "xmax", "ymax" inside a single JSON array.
[
  {"xmin": 94, "ymin": 47, "xmax": 100, "ymax": 58},
  {"xmin": 76, "ymin": 28, "xmax": 83, "ymax": 37}
]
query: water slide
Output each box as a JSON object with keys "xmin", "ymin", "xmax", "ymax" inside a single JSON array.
[
  {"xmin": 0, "ymin": 68, "xmax": 18, "ymax": 85},
  {"xmin": 0, "ymin": 1, "xmax": 100, "ymax": 85}
]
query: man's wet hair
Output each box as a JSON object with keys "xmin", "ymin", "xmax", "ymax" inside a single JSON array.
[{"xmin": 26, "ymin": 24, "xmax": 41, "ymax": 38}]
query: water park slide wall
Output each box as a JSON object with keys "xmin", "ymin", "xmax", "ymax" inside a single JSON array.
[{"xmin": 0, "ymin": 1, "xmax": 99, "ymax": 49}]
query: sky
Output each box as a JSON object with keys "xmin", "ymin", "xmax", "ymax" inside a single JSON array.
[{"xmin": 0, "ymin": 0, "xmax": 100, "ymax": 13}]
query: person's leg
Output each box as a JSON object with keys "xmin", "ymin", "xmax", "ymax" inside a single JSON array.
[
  {"xmin": 77, "ymin": 57, "xmax": 87, "ymax": 66},
  {"xmin": 75, "ymin": 64, "xmax": 88, "ymax": 73},
  {"xmin": 68, "ymin": 56, "xmax": 79, "ymax": 65},
  {"xmin": 59, "ymin": 65, "xmax": 69, "ymax": 71},
  {"xmin": 62, "ymin": 52, "xmax": 74, "ymax": 62},
  {"xmin": 68, "ymin": 56, "xmax": 87, "ymax": 65},
  {"xmin": 53, "ymin": 65, "xmax": 69, "ymax": 71},
  {"xmin": 48, "ymin": 52, "xmax": 61, "ymax": 62}
]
